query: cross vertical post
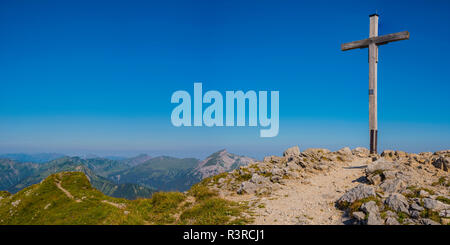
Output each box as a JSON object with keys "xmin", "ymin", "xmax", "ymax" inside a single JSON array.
[
  {"xmin": 341, "ymin": 14, "xmax": 409, "ymax": 155},
  {"xmin": 369, "ymin": 14, "xmax": 378, "ymax": 154}
]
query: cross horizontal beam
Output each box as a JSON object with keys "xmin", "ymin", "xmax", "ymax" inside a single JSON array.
[{"xmin": 341, "ymin": 31, "xmax": 409, "ymax": 51}]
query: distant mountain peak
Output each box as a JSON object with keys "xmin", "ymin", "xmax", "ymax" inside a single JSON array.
[{"xmin": 194, "ymin": 150, "xmax": 255, "ymax": 179}]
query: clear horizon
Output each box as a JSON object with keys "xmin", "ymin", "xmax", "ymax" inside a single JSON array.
[{"xmin": 1, "ymin": 0, "xmax": 449, "ymax": 159}]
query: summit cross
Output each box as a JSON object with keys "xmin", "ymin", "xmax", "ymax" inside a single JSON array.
[{"xmin": 341, "ymin": 14, "xmax": 410, "ymax": 154}]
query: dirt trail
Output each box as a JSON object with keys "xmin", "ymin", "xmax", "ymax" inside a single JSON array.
[
  {"xmin": 173, "ymin": 196, "xmax": 196, "ymax": 223},
  {"xmin": 231, "ymin": 159, "xmax": 368, "ymax": 225},
  {"xmin": 55, "ymin": 176, "xmax": 81, "ymax": 203},
  {"xmin": 101, "ymin": 200, "xmax": 126, "ymax": 209}
]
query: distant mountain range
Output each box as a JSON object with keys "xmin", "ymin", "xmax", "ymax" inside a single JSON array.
[
  {"xmin": 0, "ymin": 149, "xmax": 256, "ymax": 199},
  {"xmin": 0, "ymin": 153, "xmax": 66, "ymax": 163}
]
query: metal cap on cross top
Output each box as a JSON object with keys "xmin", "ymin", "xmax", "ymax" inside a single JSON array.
[{"xmin": 341, "ymin": 14, "xmax": 409, "ymax": 155}]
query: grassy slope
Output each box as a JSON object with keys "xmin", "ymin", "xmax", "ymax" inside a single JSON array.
[
  {"xmin": 7, "ymin": 158, "xmax": 155, "ymax": 200},
  {"xmin": 0, "ymin": 172, "xmax": 249, "ymax": 225}
]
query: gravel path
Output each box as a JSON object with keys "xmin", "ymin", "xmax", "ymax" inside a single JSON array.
[{"xmin": 227, "ymin": 159, "xmax": 368, "ymax": 225}]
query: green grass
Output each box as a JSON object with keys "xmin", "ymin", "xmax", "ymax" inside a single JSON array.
[
  {"xmin": 179, "ymin": 198, "xmax": 249, "ymax": 225},
  {"xmin": 337, "ymin": 196, "xmax": 381, "ymax": 215},
  {"xmin": 420, "ymin": 209, "xmax": 441, "ymax": 224},
  {"xmin": 235, "ymin": 173, "xmax": 252, "ymax": 182},
  {"xmin": 396, "ymin": 211, "xmax": 409, "ymax": 224},
  {"xmin": 404, "ymin": 186, "xmax": 435, "ymax": 198},
  {"xmin": 432, "ymin": 176, "xmax": 450, "ymax": 187},
  {"xmin": 189, "ymin": 184, "xmax": 218, "ymax": 201},
  {"xmin": 0, "ymin": 171, "xmax": 250, "ymax": 225},
  {"xmin": 436, "ymin": 196, "xmax": 450, "ymax": 205}
]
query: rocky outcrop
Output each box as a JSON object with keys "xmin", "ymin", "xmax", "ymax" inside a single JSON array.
[
  {"xmin": 198, "ymin": 146, "xmax": 449, "ymax": 225},
  {"xmin": 193, "ymin": 149, "xmax": 256, "ymax": 179},
  {"xmin": 337, "ymin": 149, "xmax": 450, "ymax": 225},
  {"xmin": 337, "ymin": 184, "xmax": 376, "ymax": 206}
]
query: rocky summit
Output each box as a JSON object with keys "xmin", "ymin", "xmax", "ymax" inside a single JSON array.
[{"xmin": 198, "ymin": 146, "xmax": 449, "ymax": 225}]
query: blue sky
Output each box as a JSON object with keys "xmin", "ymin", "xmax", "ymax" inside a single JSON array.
[{"xmin": 0, "ymin": 0, "xmax": 449, "ymax": 159}]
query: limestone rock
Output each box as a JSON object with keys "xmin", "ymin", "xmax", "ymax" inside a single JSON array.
[
  {"xmin": 380, "ymin": 179, "xmax": 406, "ymax": 193},
  {"xmin": 367, "ymin": 174, "xmax": 382, "ymax": 185},
  {"xmin": 237, "ymin": 181, "xmax": 257, "ymax": 194},
  {"xmin": 283, "ymin": 146, "xmax": 300, "ymax": 158},
  {"xmin": 385, "ymin": 193, "xmax": 409, "ymax": 214},
  {"xmin": 439, "ymin": 209, "xmax": 450, "ymax": 218},
  {"xmin": 365, "ymin": 159, "xmax": 394, "ymax": 175},
  {"xmin": 286, "ymin": 161, "xmax": 300, "ymax": 171},
  {"xmin": 352, "ymin": 147, "xmax": 370, "ymax": 158},
  {"xmin": 423, "ymin": 198, "xmax": 450, "ymax": 211},
  {"xmin": 361, "ymin": 201, "xmax": 379, "ymax": 215},
  {"xmin": 381, "ymin": 150, "xmax": 395, "ymax": 160},
  {"xmin": 410, "ymin": 210, "xmax": 421, "ymax": 219},
  {"xmin": 352, "ymin": 211, "xmax": 366, "ymax": 223},
  {"xmin": 421, "ymin": 219, "xmax": 441, "ymax": 225},
  {"xmin": 303, "ymin": 148, "xmax": 331, "ymax": 155},
  {"xmin": 366, "ymin": 212, "xmax": 384, "ymax": 225},
  {"xmin": 419, "ymin": 190, "xmax": 430, "ymax": 197},
  {"xmin": 361, "ymin": 201, "xmax": 384, "ymax": 225},
  {"xmin": 410, "ymin": 202, "xmax": 424, "ymax": 211},
  {"xmin": 337, "ymin": 147, "xmax": 352, "ymax": 156},
  {"xmin": 385, "ymin": 217, "xmax": 400, "ymax": 225},
  {"xmin": 337, "ymin": 184, "xmax": 376, "ymax": 206},
  {"xmin": 263, "ymin": 155, "xmax": 284, "ymax": 164},
  {"xmin": 431, "ymin": 156, "xmax": 449, "ymax": 171},
  {"xmin": 237, "ymin": 174, "xmax": 272, "ymax": 195}
]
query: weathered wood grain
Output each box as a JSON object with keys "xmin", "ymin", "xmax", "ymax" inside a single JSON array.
[{"xmin": 341, "ymin": 31, "xmax": 409, "ymax": 51}]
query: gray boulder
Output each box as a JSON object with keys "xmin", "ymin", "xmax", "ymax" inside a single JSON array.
[
  {"xmin": 380, "ymin": 179, "xmax": 406, "ymax": 193},
  {"xmin": 365, "ymin": 159, "xmax": 394, "ymax": 174},
  {"xmin": 337, "ymin": 184, "xmax": 376, "ymax": 206},
  {"xmin": 352, "ymin": 211, "xmax": 366, "ymax": 224},
  {"xmin": 385, "ymin": 217, "xmax": 400, "ymax": 225},
  {"xmin": 237, "ymin": 174, "xmax": 272, "ymax": 194},
  {"xmin": 361, "ymin": 201, "xmax": 383, "ymax": 225},
  {"xmin": 352, "ymin": 147, "xmax": 370, "ymax": 157},
  {"xmin": 361, "ymin": 201, "xmax": 379, "ymax": 215},
  {"xmin": 283, "ymin": 146, "xmax": 300, "ymax": 158},
  {"xmin": 410, "ymin": 202, "xmax": 424, "ymax": 211},
  {"xmin": 439, "ymin": 209, "xmax": 450, "ymax": 218},
  {"xmin": 337, "ymin": 147, "xmax": 352, "ymax": 156},
  {"xmin": 366, "ymin": 212, "xmax": 384, "ymax": 225},
  {"xmin": 410, "ymin": 210, "xmax": 421, "ymax": 219},
  {"xmin": 263, "ymin": 155, "xmax": 284, "ymax": 164},
  {"xmin": 421, "ymin": 219, "xmax": 441, "ymax": 225},
  {"xmin": 237, "ymin": 181, "xmax": 257, "ymax": 194},
  {"xmin": 367, "ymin": 174, "xmax": 382, "ymax": 185},
  {"xmin": 419, "ymin": 190, "xmax": 430, "ymax": 197},
  {"xmin": 270, "ymin": 168, "xmax": 285, "ymax": 177},
  {"xmin": 423, "ymin": 198, "xmax": 450, "ymax": 211},
  {"xmin": 385, "ymin": 193, "xmax": 409, "ymax": 214}
]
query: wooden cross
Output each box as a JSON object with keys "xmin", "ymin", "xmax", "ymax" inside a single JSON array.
[{"xmin": 341, "ymin": 14, "xmax": 409, "ymax": 154}]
